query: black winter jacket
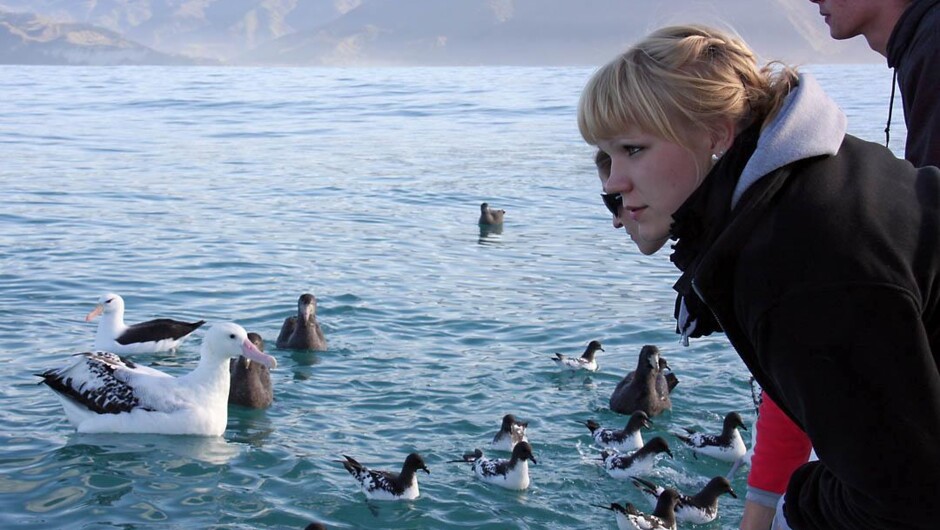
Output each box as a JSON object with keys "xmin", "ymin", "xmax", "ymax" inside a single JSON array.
[
  {"xmin": 678, "ymin": 132, "xmax": 940, "ymax": 528},
  {"xmin": 887, "ymin": 0, "xmax": 940, "ymax": 167}
]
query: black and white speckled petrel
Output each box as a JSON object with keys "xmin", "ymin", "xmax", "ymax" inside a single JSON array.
[
  {"xmin": 552, "ymin": 340, "xmax": 603, "ymax": 372},
  {"xmin": 339, "ymin": 452, "xmax": 429, "ymax": 501},
  {"xmin": 276, "ymin": 293, "xmax": 327, "ymax": 351},
  {"xmin": 228, "ymin": 332, "xmax": 273, "ymax": 409},
  {"xmin": 491, "ymin": 413, "xmax": 529, "ymax": 451},
  {"xmin": 39, "ymin": 322, "xmax": 276, "ymax": 435},
  {"xmin": 581, "ymin": 411, "xmax": 652, "ymax": 452},
  {"xmin": 452, "ymin": 441, "xmax": 537, "ymax": 490},
  {"xmin": 599, "ymin": 436, "xmax": 673, "ymax": 479},
  {"xmin": 594, "ymin": 488, "xmax": 680, "ymax": 530},
  {"xmin": 675, "ymin": 412, "xmax": 748, "ymax": 463},
  {"xmin": 609, "ymin": 345, "xmax": 673, "ymax": 417},
  {"xmin": 631, "ymin": 476, "xmax": 737, "ymax": 524},
  {"xmin": 85, "ymin": 293, "xmax": 205, "ymax": 354}
]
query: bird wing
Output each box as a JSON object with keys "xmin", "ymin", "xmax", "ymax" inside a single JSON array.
[{"xmin": 118, "ymin": 319, "xmax": 205, "ymax": 345}]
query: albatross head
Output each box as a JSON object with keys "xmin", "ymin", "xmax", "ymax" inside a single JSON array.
[
  {"xmin": 85, "ymin": 293, "xmax": 125, "ymax": 322},
  {"xmin": 204, "ymin": 322, "xmax": 277, "ymax": 369}
]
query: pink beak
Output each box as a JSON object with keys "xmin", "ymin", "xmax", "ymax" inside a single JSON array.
[
  {"xmin": 85, "ymin": 305, "xmax": 103, "ymax": 322},
  {"xmin": 241, "ymin": 339, "xmax": 277, "ymax": 369}
]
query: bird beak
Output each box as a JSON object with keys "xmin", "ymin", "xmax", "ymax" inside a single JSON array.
[
  {"xmin": 422, "ymin": 466, "xmax": 430, "ymax": 474},
  {"xmin": 85, "ymin": 304, "xmax": 103, "ymax": 322},
  {"xmin": 530, "ymin": 456, "xmax": 537, "ymax": 465},
  {"xmin": 242, "ymin": 339, "xmax": 277, "ymax": 369},
  {"xmin": 729, "ymin": 488, "xmax": 738, "ymax": 499}
]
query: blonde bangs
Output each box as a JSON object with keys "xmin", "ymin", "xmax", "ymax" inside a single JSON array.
[{"xmin": 578, "ymin": 54, "xmax": 684, "ymax": 146}]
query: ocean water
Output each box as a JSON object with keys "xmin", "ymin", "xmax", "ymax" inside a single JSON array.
[{"xmin": 0, "ymin": 63, "xmax": 904, "ymax": 529}]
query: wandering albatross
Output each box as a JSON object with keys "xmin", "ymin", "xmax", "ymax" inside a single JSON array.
[{"xmin": 38, "ymin": 322, "xmax": 276, "ymax": 435}]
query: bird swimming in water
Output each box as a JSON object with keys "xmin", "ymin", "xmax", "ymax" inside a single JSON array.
[
  {"xmin": 451, "ymin": 441, "xmax": 537, "ymax": 490},
  {"xmin": 339, "ymin": 452, "xmax": 429, "ymax": 501},
  {"xmin": 276, "ymin": 293, "xmax": 327, "ymax": 351},
  {"xmin": 675, "ymin": 411, "xmax": 748, "ymax": 463},
  {"xmin": 631, "ymin": 475, "xmax": 737, "ymax": 524},
  {"xmin": 552, "ymin": 340, "xmax": 603, "ymax": 372},
  {"xmin": 609, "ymin": 345, "xmax": 674, "ymax": 417},
  {"xmin": 478, "ymin": 202, "xmax": 505, "ymax": 225},
  {"xmin": 599, "ymin": 436, "xmax": 673, "ymax": 479},
  {"xmin": 39, "ymin": 322, "xmax": 276, "ymax": 435},
  {"xmin": 228, "ymin": 332, "xmax": 273, "ymax": 409},
  {"xmin": 594, "ymin": 488, "xmax": 681, "ymax": 530},
  {"xmin": 581, "ymin": 410, "xmax": 652, "ymax": 451},
  {"xmin": 490, "ymin": 413, "xmax": 528, "ymax": 451},
  {"xmin": 85, "ymin": 293, "xmax": 205, "ymax": 354}
]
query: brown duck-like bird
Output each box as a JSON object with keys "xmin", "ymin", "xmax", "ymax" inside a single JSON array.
[
  {"xmin": 276, "ymin": 293, "xmax": 327, "ymax": 351},
  {"xmin": 228, "ymin": 332, "xmax": 273, "ymax": 409},
  {"xmin": 479, "ymin": 202, "xmax": 505, "ymax": 225},
  {"xmin": 609, "ymin": 345, "xmax": 674, "ymax": 417}
]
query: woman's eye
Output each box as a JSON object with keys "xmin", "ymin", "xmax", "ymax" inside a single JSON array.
[{"xmin": 623, "ymin": 145, "xmax": 642, "ymax": 156}]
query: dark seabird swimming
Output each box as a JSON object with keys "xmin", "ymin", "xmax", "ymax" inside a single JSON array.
[
  {"xmin": 599, "ymin": 436, "xmax": 673, "ymax": 479},
  {"xmin": 339, "ymin": 452, "xmax": 429, "ymax": 501},
  {"xmin": 594, "ymin": 488, "xmax": 680, "ymax": 530},
  {"xmin": 228, "ymin": 332, "xmax": 273, "ymax": 409},
  {"xmin": 675, "ymin": 411, "xmax": 748, "ymax": 463},
  {"xmin": 631, "ymin": 475, "xmax": 737, "ymax": 524},
  {"xmin": 276, "ymin": 293, "xmax": 327, "ymax": 351},
  {"xmin": 85, "ymin": 292, "xmax": 205, "ymax": 354},
  {"xmin": 552, "ymin": 339, "xmax": 603, "ymax": 372},
  {"xmin": 478, "ymin": 202, "xmax": 505, "ymax": 225},
  {"xmin": 581, "ymin": 410, "xmax": 652, "ymax": 451},
  {"xmin": 609, "ymin": 345, "xmax": 673, "ymax": 416},
  {"xmin": 491, "ymin": 413, "xmax": 528, "ymax": 451},
  {"xmin": 450, "ymin": 441, "xmax": 536, "ymax": 490}
]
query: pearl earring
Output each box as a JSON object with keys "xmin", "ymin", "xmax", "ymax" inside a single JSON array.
[{"xmin": 711, "ymin": 150, "xmax": 725, "ymax": 163}]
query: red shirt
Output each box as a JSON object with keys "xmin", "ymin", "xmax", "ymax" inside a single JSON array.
[{"xmin": 748, "ymin": 393, "xmax": 812, "ymax": 494}]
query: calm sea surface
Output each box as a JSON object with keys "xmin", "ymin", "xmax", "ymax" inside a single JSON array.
[{"xmin": 0, "ymin": 64, "xmax": 904, "ymax": 529}]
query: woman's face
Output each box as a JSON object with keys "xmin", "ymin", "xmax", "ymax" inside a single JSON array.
[
  {"xmin": 597, "ymin": 124, "xmax": 712, "ymax": 248},
  {"xmin": 595, "ymin": 153, "xmax": 667, "ymax": 255}
]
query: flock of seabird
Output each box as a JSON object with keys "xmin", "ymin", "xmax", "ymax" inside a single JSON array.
[{"xmin": 37, "ymin": 204, "xmax": 750, "ymax": 529}]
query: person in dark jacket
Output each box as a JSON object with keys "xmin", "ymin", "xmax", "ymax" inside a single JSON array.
[
  {"xmin": 578, "ymin": 24, "xmax": 940, "ymax": 530},
  {"xmin": 808, "ymin": 0, "xmax": 940, "ymax": 167}
]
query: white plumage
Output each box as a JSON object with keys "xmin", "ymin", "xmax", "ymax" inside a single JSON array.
[
  {"xmin": 85, "ymin": 293, "xmax": 205, "ymax": 354},
  {"xmin": 39, "ymin": 322, "xmax": 276, "ymax": 436}
]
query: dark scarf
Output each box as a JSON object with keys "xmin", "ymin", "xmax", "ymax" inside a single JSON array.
[{"xmin": 670, "ymin": 124, "xmax": 760, "ymax": 343}]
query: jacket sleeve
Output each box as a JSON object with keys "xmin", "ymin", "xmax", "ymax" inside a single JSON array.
[
  {"xmin": 746, "ymin": 393, "xmax": 812, "ymax": 508},
  {"xmin": 753, "ymin": 284, "xmax": 940, "ymax": 529}
]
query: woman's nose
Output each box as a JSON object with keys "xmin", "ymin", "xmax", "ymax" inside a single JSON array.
[{"xmin": 605, "ymin": 162, "xmax": 632, "ymax": 195}]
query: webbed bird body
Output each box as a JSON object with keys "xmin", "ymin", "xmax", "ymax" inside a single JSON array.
[
  {"xmin": 276, "ymin": 293, "xmax": 327, "ymax": 351},
  {"xmin": 340, "ymin": 452, "xmax": 429, "ymax": 501},
  {"xmin": 85, "ymin": 293, "xmax": 205, "ymax": 354}
]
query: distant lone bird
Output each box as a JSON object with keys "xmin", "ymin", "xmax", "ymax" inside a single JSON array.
[
  {"xmin": 599, "ymin": 436, "xmax": 673, "ymax": 479},
  {"xmin": 581, "ymin": 411, "xmax": 652, "ymax": 452},
  {"xmin": 451, "ymin": 441, "xmax": 536, "ymax": 490},
  {"xmin": 39, "ymin": 322, "xmax": 276, "ymax": 435},
  {"xmin": 478, "ymin": 202, "xmax": 505, "ymax": 225},
  {"xmin": 552, "ymin": 340, "xmax": 603, "ymax": 372},
  {"xmin": 631, "ymin": 475, "xmax": 737, "ymax": 524},
  {"xmin": 85, "ymin": 293, "xmax": 205, "ymax": 354},
  {"xmin": 276, "ymin": 293, "xmax": 327, "ymax": 351},
  {"xmin": 675, "ymin": 412, "xmax": 748, "ymax": 463},
  {"xmin": 491, "ymin": 413, "xmax": 528, "ymax": 451},
  {"xmin": 609, "ymin": 345, "xmax": 673, "ymax": 417},
  {"xmin": 594, "ymin": 488, "xmax": 681, "ymax": 530},
  {"xmin": 228, "ymin": 332, "xmax": 274, "ymax": 409},
  {"xmin": 339, "ymin": 452, "xmax": 429, "ymax": 501}
]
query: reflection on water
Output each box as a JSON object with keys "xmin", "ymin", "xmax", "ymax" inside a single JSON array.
[{"xmin": 478, "ymin": 223, "xmax": 503, "ymax": 244}]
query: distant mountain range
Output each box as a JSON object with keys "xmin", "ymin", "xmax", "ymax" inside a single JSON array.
[{"xmin": 0, "ymin": 0, "xmax": 879, "ymax": 66}]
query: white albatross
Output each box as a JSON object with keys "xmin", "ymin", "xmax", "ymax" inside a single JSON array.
[
  {"xmin": 85, "ymin": 293, "xmax": 206, "ymax": 354},
  {"xmin": 38, "ymin": 322, "xmax": 277, "ymax": 436}
]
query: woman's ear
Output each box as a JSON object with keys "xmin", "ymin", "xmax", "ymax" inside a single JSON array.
[{"xmin": 710, "ymin": 116, "xmax": 737, "ymax": 155}]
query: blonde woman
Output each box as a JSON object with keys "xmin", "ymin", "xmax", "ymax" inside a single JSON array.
[{"xmin": 579, "ymin": 24, "xmax": 940, "ymax": 529}]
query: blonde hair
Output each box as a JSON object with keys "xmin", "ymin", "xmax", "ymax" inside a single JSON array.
[{"xmin": 578, "ymin": 24, "xmax": 798, "ymax": 150}]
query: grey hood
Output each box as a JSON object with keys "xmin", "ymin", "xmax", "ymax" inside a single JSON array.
[{"xmin": 731, "ymin": 73, "xmax": 847, "ymax": 208}]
